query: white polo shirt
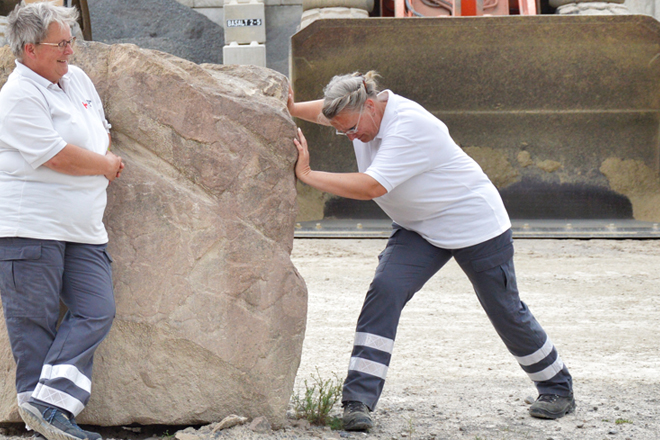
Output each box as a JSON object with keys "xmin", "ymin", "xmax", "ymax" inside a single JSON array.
[
  {"xmin": 355, "ymin": 91, "xmax": 511, "ymax": 249},
  {"xmin": 0, "ymin": 61, "xmax": 111, "ymax": 244}
]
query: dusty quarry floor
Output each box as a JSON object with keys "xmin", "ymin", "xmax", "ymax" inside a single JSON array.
[
  {"xmin": 1, "ymin": 238, "xmax": 658, "ymax": 440},
  {"xmin": 284, "ymin": 238, "xmax": 660, "ymax": 440}
]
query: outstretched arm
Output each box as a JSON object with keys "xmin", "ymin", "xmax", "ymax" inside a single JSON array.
[
  {"xmin": 287, "ymin": 84, "xmax": 331, "ymax": 126},
  {"xmin": 294, "ymin": 128, "xmax": 386, "ymax": 200}
]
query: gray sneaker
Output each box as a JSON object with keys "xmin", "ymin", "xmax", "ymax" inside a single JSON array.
[
  {"xmin": 71, "ymin": 417, "xmax": 102, "ymax": 440},
  {"xmin": 342, "ymin": 401, "xmax": 373, "ymax": 432},
  {"xmin": 529, "ymin": 393, "xmax": 576, "ymax": 419},
  {"xmin": 18, "ymin": 402, "xmax": 98, "ymax": 440},
  {"xmin": 30, "ymin": 418, "xmax": 100, "ymax": 440}
]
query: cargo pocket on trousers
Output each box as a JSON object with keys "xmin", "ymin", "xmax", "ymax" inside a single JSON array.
[
  {"xmin": 0, "ymin": 245, "xmax": 43, "ymax": 316},
  {"xmin": 470, "ymin": 244, "xmax": 514, "ymax": 272},
  {"xmin": 470, "ymin": 244, "xmax": 515, "ymax": 287}
]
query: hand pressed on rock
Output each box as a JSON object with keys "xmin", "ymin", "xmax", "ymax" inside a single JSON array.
[{"xmin": 293, "ymin": 127, "xmax": 311, "ymax": 181}]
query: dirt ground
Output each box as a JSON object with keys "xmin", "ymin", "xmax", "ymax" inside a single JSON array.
[
  {"xmin": 286, "ymin": 238, "xmax": 660, "ymax": 440},
  {"xmin": 1, "ymin": 238, "xmax": 658, "ymax": 440}
]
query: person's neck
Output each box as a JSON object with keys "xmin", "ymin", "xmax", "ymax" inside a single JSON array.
[{"xmin": 373, "ymin": 94, "xmax": 388, "ymax": 126}]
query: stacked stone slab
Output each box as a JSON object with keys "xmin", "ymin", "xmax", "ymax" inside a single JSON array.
[
  {"xmin": 553, "ymin": 0, "xmax": 630, "ymax": 14},
  {"xmin": 550, "ymin": 0, "xmax": 630, "ymax": 14},
  {"xmin": 0, "ymin": 41, "xmax": 307, "ymax": 428},
  {"xmin": 300, "ymin": 0, "xmax": 373, "ymax": 29}
]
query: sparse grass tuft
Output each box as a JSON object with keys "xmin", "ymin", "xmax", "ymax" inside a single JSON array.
[
  {"xmin": 292, "ymin": 367, "xmax": 344, "ymax": 427},
  {"xmin": 615, "ymin": 418, "xmax": 633, "ymax": 425},
  {"xmin": 405, "ymin": 414, "xmax": 416, "ymax": 439},
  {"xmin": 327, "ymin": 415, "xmax": 343, "ymax": 430}
]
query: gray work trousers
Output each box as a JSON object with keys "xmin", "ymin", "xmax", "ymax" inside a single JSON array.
[
  {"xmin": 342, "ymin": 227, "xmax": 573, "ymax": 411},
  {"xmin": 0, "ymin": 238, "xmax": 115, "ymax": 417}
]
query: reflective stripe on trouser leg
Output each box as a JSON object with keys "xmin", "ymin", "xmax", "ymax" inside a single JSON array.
[
  {"xmin": 342, "ymin": 227, "xmax": 452, "ymax": 411},
  {"xmin": 33, "ymin": 242, "xmax": 116, "ymax": 416},
  {"xmin": 452, "ymin": 229, "xmax": 573, "ymax": 396}
]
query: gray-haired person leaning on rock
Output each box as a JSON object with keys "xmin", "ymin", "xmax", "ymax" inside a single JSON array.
[
  {"xmin": 0, "ymin": 2, "xmax": 124, "ymax": 440},
  {"xmin": 287, "ymin": 71, "xmax": 575, "ymax": 431}
]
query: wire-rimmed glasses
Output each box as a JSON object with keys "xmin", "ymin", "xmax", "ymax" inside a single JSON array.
[
  {"xmin": 336, "ymin": 106, "xmax": 364, "ymax": 136},
  {"xmin": 38, "ymin": 37, "xmax": 76, "ymax": 51}
]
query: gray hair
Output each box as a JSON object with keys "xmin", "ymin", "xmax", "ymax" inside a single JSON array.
[
  {"xmin": 322, "ymin": 71, "xmax": 381, "ymax": 120},
  {"xmin": 7, "ymin": 1, "xmax": 78, "ymax": 61}
]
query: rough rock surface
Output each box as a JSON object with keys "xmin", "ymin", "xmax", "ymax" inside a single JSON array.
[
  {"xmin": 0, "ymin": 41, "xmax": 306, "ymax": 428},
  {"xmin": 88, "ymin": 0, "xmax": 225, "ymax": 64}
]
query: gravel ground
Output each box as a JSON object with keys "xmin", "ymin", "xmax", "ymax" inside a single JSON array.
[
  {"xmin": 1, "ymin": 238, "xmax": 658, "ymax": 440},
  {"xmin": 88, "ymin": 0, "xmax": 224, "ymax": 64}
]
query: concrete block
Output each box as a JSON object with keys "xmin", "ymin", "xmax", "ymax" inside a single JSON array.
[
  {"xmin": 223, "ymin": 41, "xmax": 267, "ymax": 66},
  {"xmin": 224, "ymin": 1, "xmax": 266, "ymax": 43}
]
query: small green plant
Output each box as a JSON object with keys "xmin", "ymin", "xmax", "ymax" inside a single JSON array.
[
  {"xmin": 615, "ymin": 418, "xmax": 633, "ymax": 425},
  {"xmin": 405, "ymin": 415, "xmax": 416, "ymax": 439},
  {"xmin": 292, "ymin": 368, "xmax": 344, "ymax": 427},
  {"xmin": 327, "ymin": 415, "xmax": 343, "ymax": 430}
]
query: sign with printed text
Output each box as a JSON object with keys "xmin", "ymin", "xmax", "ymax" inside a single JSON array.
[{"xmin": 226, "ymin": 19, "xmax": 263, "ymax": 28}]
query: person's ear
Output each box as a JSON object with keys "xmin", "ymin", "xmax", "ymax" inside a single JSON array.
[{"xmin": 23, "ymin": 43, "xmax": 37, "ymax": 60}]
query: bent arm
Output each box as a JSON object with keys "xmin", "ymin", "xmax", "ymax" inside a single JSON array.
[{"xmin": 43, "ymin": 144, "xmax": 123, "ymax": 182}]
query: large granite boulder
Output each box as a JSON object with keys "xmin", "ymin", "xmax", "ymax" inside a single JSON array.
[{"xmin": 0, "ymin": 42, "xmax": 306, "ymax": 428}]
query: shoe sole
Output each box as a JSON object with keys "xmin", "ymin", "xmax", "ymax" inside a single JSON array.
[
  {"xmin": 529, "ymin": 401, "xmax": 576, "ymax": 419},
  {"xmin": 344, "ymin": 421, "xmax": 373, "ymax": 432},
  {"xmin": 343, "ymin": 417, "xmax": 374, "ymax": 432},
  {"xmin": 18, "ymin": 403, "xmax": 86, "ymax": 440}
]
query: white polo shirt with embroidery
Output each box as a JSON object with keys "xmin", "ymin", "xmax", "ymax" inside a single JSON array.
[
  {"xmin": 0, "ymin": 61, "xmax": 111, "ymax": 244},
  {"xmin": 355, "ymin": 91, "xmax": 511, "ymax": 249}
]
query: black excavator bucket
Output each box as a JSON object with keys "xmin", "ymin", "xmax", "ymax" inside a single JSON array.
[{"xmin": 291, "ymin": 15, "xmax": 660, "ymax": 238}]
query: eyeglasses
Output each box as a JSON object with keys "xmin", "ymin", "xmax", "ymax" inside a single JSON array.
[
  {"xmin": 336, "ymin": 106, "xmax": 364, "ymax": 136},
  {"xmin": 38, "ymin": 37, "xmax": 76, "ymax": 50}
]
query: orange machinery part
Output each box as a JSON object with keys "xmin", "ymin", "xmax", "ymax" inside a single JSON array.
[
  {"xmin": 461, "ymin": 0, "xmax": 478, "ymax": 15},
  {"xmin": 384, "ymin": 0, "xmax": 536, "ymax": 16}
]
